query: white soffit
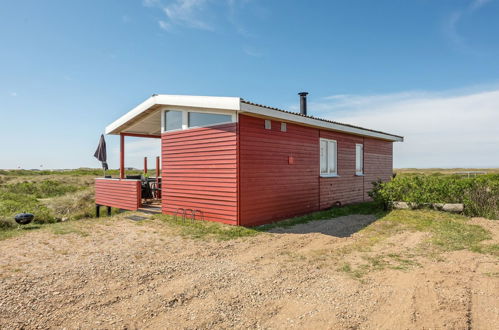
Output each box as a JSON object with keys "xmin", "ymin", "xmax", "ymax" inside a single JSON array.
[
  {"xmin": 105, "ymin": 94, "xmax": 241, "ymax": 135},
  {"xmin": 122, "ymin": 110, "xmax": 161, "ymax": 136}
]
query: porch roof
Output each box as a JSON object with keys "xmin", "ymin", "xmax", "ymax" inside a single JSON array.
[{"xmin": 105, "ymin": 94, "xmax": 404, "ymax": 142}]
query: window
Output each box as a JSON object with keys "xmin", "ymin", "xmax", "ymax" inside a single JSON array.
[
  {"xmin": 356, "ymin": 144, "xmax": 364, "ymax": 175},
  {"xmin": 320, "ymin": 138, "xmax": 337, "ymax": 176},
  {"xmin": 281, "ymin": 122, "xmax": 287, "ymax": 132},
  {"xmin": 265, "ymin": 120, "xmax": 271, "ymax": 130},
  {"xmin": 188, "ymin": 112, "xmax": 232, "ymax": 128},
  {"xmin": 164, "ymin": 110, "xmax": 183, "ymax": 131}
]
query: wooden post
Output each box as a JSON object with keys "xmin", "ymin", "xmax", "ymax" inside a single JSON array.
[
  {"xmin": 120, "ymin": 134, "xmax": 125, "ymax": 179},
  {"xmin": 107, "ymin": 206, "xmax": 112, "ymax": 216},
  {"xmin": 144, "ymin": 157, "xmax": 148, "ymax": 175},
  {"xmin": 96, "ymin": 204, "xmax": 101, "ymax": 218},
  {"xmin": 156, "ymin": 156, "xmax": 161, "ymax": 199},
  {"xmin": 156, "ymin": 156, "xmax": 160, "ymax": 178}
]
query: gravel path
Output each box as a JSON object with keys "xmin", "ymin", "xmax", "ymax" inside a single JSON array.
[{"xmin": 0, "ymin": 215, "xmax": 498, "ymax": 329}]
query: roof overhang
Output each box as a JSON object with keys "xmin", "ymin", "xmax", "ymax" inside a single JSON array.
[
  {"xmin": 105, "ymin": 94, "xmax": 241, "ymax": 135},
  {"xmin": 240, "ymin": 102, "xmax": 404, "ymax": 142},
  {"xmin": 105, "ymin": 94, "xmax": 403, "ymax": 142}
]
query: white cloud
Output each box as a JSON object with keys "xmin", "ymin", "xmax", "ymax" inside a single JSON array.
[
  {"xmin": 470, "ymin": 0, "xmax": 492, "ymax": 10},
  {"xmin": 300, "ymin": 87, "xmax": 499, "ymax": 168},
  {"xmin": 158, "ymin": 20, "xmax": 172, "ymax": 31},
  {"xmin": 145, "ymin": 0, "xmax": 255, "ymax": 34},
  {"xmin": 143, "ymin": 0, "xmax": 161, "ymax": 7},
  {"xmin": 443, "ymin": 0, "xmax": 494, "ymax": 51},
  {"xmin": 242, "ymin": 45, "xmax": 263, "ymax": 57},
  {"xmin": 163, "ymin": 0, "xmax": 214, "ymax": 31}
]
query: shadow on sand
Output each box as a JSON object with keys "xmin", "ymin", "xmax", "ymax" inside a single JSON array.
[{"xmin": 267, "ymin": 214, "xmax": 377, "ymax": 238}]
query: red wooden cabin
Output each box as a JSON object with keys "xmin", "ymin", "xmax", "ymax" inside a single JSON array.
[{"xmin": 95, "ymin": 94, "xmax": 403, "ymax": 226}]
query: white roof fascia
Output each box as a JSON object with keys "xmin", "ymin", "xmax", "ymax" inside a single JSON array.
[
  {"xmin": 240, "ymin": 102, "xmax": 404, "ymax": 142},
  {"xmin": 105, "ymin": 94, "xmax": 241, "ymax": 135},
  {"xmin": 105, "ymin": 94, "xmax": 403, "ymax": 142}
]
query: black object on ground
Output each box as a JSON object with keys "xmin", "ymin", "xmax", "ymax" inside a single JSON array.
[
  {"xmin": 127, "ymin": 215, "xmax": 148, "ymax": 222},
  {"xmin": 15, "ymin": 213, "xmax": 34, "ymax": 225}
]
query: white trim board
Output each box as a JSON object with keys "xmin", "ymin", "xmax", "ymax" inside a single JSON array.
[
  {"xmin": 240, "ymin": 102, "xmax": 403, "ymax": 142},
  {"xmin": 104, "ymin": 94, "xmax": 404, "ymax": 142}
]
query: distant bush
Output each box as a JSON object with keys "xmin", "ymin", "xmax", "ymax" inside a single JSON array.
[
  {"xmin": 369, "ymin": 174, "xmax": 499, "ymax": 219},
  {"xmin": 0, "ymin": 169, "xmax": 142, "ymax": 177},
  {"xmin": 1, "ymin": 180, "xmax": 80, "ymax": 198}
]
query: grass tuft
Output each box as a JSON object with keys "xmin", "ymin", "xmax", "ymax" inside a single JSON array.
[
  {"xmin": 256, "ymin": 202, "xmax": 382, "ymax": 230},
  {"xmin": 381, "ymin": 209, "xmax": 492, "ymax": 253},
  {"xmin": 49, "ymin": 222, "xmax": 89, "ymax": 237},
  {"xmin": 156, "ymin": 214, "xmax": 260, "ymax": 240}
]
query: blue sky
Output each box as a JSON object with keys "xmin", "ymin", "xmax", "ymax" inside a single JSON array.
[{"xmin": 0, "ymin": 0, "xmax": 498, "ymax": 169}]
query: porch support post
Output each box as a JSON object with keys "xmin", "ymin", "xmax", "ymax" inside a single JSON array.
[
  {"xmin": 144, "ymin": 157, "xmax": 148, "ymax": 175},
  {"xmin": 156, "ymin": 156, "xmax": 160, "ymax": 178},
  {"xmin": 120, "ymin": 133, "xmax": 125, "ymax": 179}
]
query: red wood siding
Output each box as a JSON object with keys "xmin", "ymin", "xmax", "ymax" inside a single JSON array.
[
  {"xmin": 319, "ymin": 131, "xmax": 365, "ymax": 209},
  {"xmin": 94, "ymin": 179, "xmax": 141, "ymax": 210},
  {"xmin": 363, "ymin": 138, "xmax": 393, "ymax": 199},
  {"xmin": 239, "ymin": 115, "xmax": 320, "ymax": 226},
  {"xmin": 161, "ymin": 123, "xmax": 238, "ymax": 225},
  {"xmin": 238, "ymin": 114, "xmax": 395, "ymax": 226}
]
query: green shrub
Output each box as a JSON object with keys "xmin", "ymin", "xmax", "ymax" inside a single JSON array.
[
  {"xmin": 0, "ymin": 191, "xmax": 56, "ymax": 224},
  {"xmin": 1, "ymin": 180, "xmax": 80, "ymax": 198},
  {"xmin": 0, "ymin": 216, "xmax": 16, "ymax": 229},
  {"xmin": 369, "ymin": 175, "xmax": 499, "ymax": 219},
  {"xmin": 43, "ymin": 189, "xmax": 95, "ymax": 220}
]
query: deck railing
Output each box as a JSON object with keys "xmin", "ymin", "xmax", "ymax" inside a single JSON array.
[{"xmin": 95, "ymin": 178, "xmax": 142, "ymax": 211}]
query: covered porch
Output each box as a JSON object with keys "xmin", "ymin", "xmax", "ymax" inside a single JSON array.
[
  {"xmin": 95, "ymin": 106, "xmax": 163, "ymax": 214},
  {"xmin": 94, "ymin": 94, "xmax": 241, "ymax": 222}
]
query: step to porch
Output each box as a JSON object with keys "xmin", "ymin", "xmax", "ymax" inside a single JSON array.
[{"xmin": 137, "ymin": 205, "xmax": 162, "ymax": 214}]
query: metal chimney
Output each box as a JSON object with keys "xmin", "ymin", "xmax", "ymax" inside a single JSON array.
[{"xmin": 298, "ymin": 92, "xmax": 308, "ymax": 116}]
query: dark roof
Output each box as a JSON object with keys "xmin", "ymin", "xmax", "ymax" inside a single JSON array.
[{"xmin": 240, "ymin": 99, "xmax": 403, "ymax": 140}]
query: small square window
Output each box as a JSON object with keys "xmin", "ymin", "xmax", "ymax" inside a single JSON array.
[
  {"xmin": 164, "ymin": 110, "xmax": 183, "ymax": 131},
  {"xmin": 265, "ymin": 120, "xmax": 271, "ymax": 130},
  {"xmin": 281, "ymin": 122, "xmax": 287, "ymax": 132}
]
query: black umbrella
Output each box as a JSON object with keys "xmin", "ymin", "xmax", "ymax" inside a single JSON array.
[{"xmin": 94, "ymin": 134, "xmax": 109, "ymax": 174}]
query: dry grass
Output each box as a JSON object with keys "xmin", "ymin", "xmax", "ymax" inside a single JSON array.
[{"xmin": 41, "ymin": 188, "xmax": 96, "ymax": 220}]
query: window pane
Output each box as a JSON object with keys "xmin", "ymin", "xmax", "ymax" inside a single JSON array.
[
  {"xmin": 320, "ymin": 140, "xmax": 328, "ymax": 173},
  {"xmin": 188, "ymin": 112, "xmax": 232, "ymax": 128},
  {"xmin": 165, "ymin": 110, "xmax": 183, "ymax": 131},
  {"xmin": 356, "ymin": 144, "xmax": 363, "ymax": 173},
  {"xmin": 328, "ymin": 141, "xmax": 337, "ymax": 174}
]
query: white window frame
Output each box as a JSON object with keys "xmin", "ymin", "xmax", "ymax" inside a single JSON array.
[
  {"xmin": 355, "ymin": 143, "xmax": 364, "ymax": 176},
  {"xmin": 265, "ymin": 119, "xmax": 271, "ymax": 130},
  {"xmin": 161, "ymin": 108, "xmax": 237, "ymax": 133},
  {"xmin": 320, "ymin": 138, "xmax": 338, "ymax": 177}
]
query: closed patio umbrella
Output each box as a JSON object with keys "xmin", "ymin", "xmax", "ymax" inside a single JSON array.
[{"xmin": 94, "ymin": 134, "xmax": 109, "ymax": 175}]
